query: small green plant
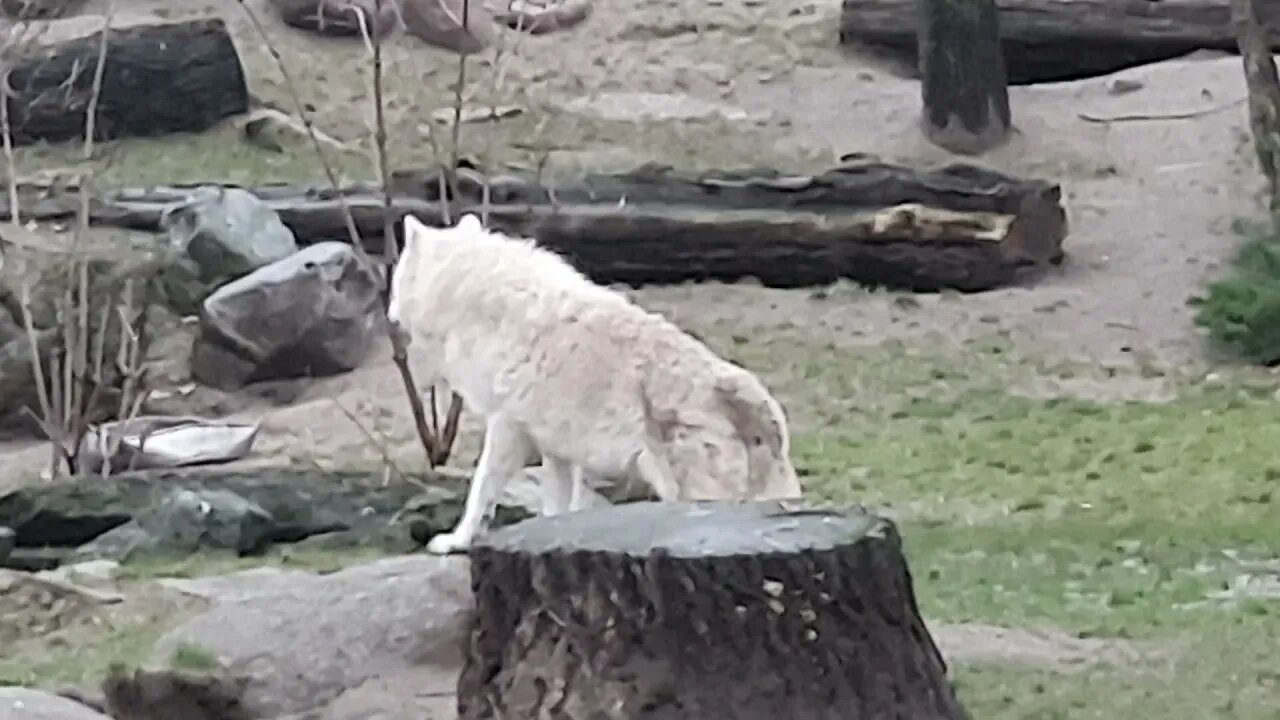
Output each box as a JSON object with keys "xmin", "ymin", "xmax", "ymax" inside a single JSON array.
[
  {"xmin": 167, "ymin": 642, "xmax": 221, "ymax": 672},
  {"xmin": 1190, "ymin": 228, "xmax": 1280, "ymax": 365}
]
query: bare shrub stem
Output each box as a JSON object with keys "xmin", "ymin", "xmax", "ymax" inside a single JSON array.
[{"xmin": 235, "ymin": 0, "xmax": 447, "ymax": 466}]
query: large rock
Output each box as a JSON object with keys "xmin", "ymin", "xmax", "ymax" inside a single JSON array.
[
  {"xmin": 153, "ymin": 555, "xmax": 472, "ymax": 717},
  {"xmin": 401, "ymin": 0, "xmax": 498, "ymax": 53},
  {"xmin": 0, "ymin": 307, "xmax": 52, "ymax": 426},
  {"xmin": 72, "ymin": 488, "xmax": 277, "ymax": 562},
  {"xmin": 0, "ymin": 688, "xmax": 112, "ymax": 720},
  {"xmin": 190, "ymin": 242, "xmax": 382, "ymax": 390},
  {"xmin": 159, "ymin": 186, "xmax": 300, "ymax": 315},
  {"xmin": 0, "ymin": 466, "xmax": 532, "ymax": 564}
]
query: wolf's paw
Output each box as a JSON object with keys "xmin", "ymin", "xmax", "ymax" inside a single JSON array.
[{"xmin": 425, "ymin": 531, "xmax": 473, "ymax": 555}]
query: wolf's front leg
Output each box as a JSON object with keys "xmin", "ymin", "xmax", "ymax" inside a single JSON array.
[{"xmin": 426, "ymin": 414, "xmax": 532, "ymax": 555}]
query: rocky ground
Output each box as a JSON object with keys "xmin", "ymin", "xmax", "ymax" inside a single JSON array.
[{"xmin": 2, "ymin": 0, "xmax": 1279, "ymax": 718}]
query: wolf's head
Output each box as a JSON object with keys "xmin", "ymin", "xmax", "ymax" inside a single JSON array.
[{"xmin": 387, "ymin": 213, "xmax": 486, "ymax": 331}]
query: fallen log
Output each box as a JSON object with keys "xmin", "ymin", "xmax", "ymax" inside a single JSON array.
[
  {"xmin": 459, "ymin": 501, "xmax": 970, "ymax": 720},
  {"xmin": 840, "ymin": 0, "xmax": 1280, "ymax": 84},
  {"xmin": 4, "ymin": 18, "xmax": 249, "ymax": 146},
  {"xmin": 0, "ymin": 160, "xmax": 1067, "ymax": 292}
]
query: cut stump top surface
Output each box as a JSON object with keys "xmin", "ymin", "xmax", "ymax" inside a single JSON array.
[{"xmin": 475, "ymin": 501, "xmax": 887, "ymax": 557}]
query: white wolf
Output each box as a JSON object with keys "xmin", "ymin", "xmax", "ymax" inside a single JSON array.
[{"xmin": 387, "ymin": 213, "xmax": 802, "ymax": 554}]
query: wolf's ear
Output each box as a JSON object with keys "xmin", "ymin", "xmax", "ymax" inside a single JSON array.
[
  {"xmin": 402, "ymin": 214, "xmax": 430, "ymax": 249},
  {"xmin": 401, "ymin": 212, "xmax": 427, "ymax": 243}
]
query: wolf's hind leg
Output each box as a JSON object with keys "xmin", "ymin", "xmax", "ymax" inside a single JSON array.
[
  {"xmin": 539, "ymin": 455, "xmax": 575, "ymax": 516},
  {"xmin": 633, "ymin": 444, "xmax": 682, "ymax": 502},
  {"xmin": 426, "ymin": 414, "xmax": 532, "ymax": 555}
]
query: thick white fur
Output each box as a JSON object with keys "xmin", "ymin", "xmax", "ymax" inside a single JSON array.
[{"xmin": 388, "ymin": 213, "xmax": 802, "ymax": 554}]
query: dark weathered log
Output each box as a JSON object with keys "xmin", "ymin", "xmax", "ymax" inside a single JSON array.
[
  {"xmin": 919, "ymin": 0, "xmax": 1011, "ymax": 155},
  {"xmin": 0, "ymin": 0, "xmax": 86, "ymax": 21},
  {"xmin": 5, "ymin": 18, "xmax": 249, "ymax": 146},
  {"xmin": 842, "ymin": 0, "xmax": 1280, "ymax": 84},
  {"xmin": 460, "ymin": 501, "xmax": 969, "ymax": 720},
  {"xmin": 0, "ymin": 161, "xmax": 1068, "ymax": 292}
]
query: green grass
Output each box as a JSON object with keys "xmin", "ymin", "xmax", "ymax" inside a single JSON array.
[
  {"xmin": 0, "ymin": 615, "xmax": 172, "ymax": 688},
  {"xmin": 795, "ymin": 384, "xmax": 1280, "ymax": 719},
  {"xmin": 167, "ymin": 642, "xmax": 222, "ymax": 672},
  {"xmin": 12, "ymin": 109, "xmax": 814, "ymax": 189}
]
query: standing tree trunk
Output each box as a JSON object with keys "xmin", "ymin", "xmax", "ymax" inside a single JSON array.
[
  {"xmin": 918, "ymin": 0, "xmax": 1012, "ymax": 155},
  {"xmin": 459, "ymin": 501, "xmax": 971, "ymax": 720},
  {"xmin": 1231, "ymin": 0, "xmax": 1280, "ymax": 221}
]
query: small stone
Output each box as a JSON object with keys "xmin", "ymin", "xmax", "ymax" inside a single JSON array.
[{"xmin": 1106, "ymin": 78, "xmax": 1143, "ymax": 95}]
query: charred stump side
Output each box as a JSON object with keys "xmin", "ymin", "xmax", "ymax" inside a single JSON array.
[
  {"xmin": 4, "ymin": 18, "xmax": 249, "ymax": 146},
  {"xmin": 918, "ymin": 0, "xmax": 1012, "ymax": 155},
  {"xmin": 459, "ymin": 501, "xmax": 970, "ymax": 720}
]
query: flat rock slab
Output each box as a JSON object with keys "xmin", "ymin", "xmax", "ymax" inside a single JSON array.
[
  {"xmin": 153, "ymin": 555, "xmax": 471, "ymax": 717},
  {"xmin": 298, "ymin": 667, "xmax": 456, "ymax": 720},
  {"xmin": 0, "ymin": 688, "xmax": 112, "ymax": 720}
]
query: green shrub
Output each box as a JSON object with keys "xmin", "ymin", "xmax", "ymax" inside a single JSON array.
[{"xmin": 1191, "ymin": 229, "xmax": 1280, "ymax": 365}]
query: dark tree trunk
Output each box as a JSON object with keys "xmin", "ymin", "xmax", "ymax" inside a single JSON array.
[
  {"xmin": 843, "ymin": 0, "xmax": 1280, "ymax": 84},
  {"xmin": 918, "ymin": 0, "xmax": 1012, "ymax": 155},
  {"xmin": 4, "ymin": 18, "xmax": 250, "ymax": 146},
  {"xmin": 0, "ymin": 162, "xmax": 1068, "ymax": 293},
  {"xmin": 459, "ymin": 501, "xmax": 971, "ymax": 720},
  {"xmin": 1231, "ymin": 0, "xmax": 1280, "ymax": 219}
]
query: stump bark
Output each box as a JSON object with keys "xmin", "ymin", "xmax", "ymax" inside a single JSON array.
[
  {"xmin": 460, "ymin": 501, "xmax": 970, "ymax": 720},
  {"xmin": 918, "ymin": 0, "xmax": 1012, "ymax": 155},
  {"xmin": 4, "ymin": 18, "xmax": 249, "ymax": 146}
]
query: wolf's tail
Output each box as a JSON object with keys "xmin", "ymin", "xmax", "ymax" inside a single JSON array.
[{"xmin": 715, "ymin": 371, "xmax": 801, "ymax": 499}]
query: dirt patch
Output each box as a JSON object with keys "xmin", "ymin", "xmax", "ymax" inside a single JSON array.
[{"xmin": 931, "ymin": 621, "xmax": 1170, "ymax": 672}]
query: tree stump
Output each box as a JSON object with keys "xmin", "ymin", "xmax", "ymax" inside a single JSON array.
[
  {"xmin": 459, "ymin": 501, "xmax": 970, "ymax": 720},
  {"xmin": 918, "ymin": 0, "xmax": 1012, "ymax": 155},
  {"xmin": 4, "ymin": 18, "xmax": 250, "ymax": 146}
]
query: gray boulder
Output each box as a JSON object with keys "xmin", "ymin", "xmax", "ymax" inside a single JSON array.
[
  {"xmin": 153, "ymin": 555, "xmax": 472, "ymax": 717},
  {"xmin": 73, "ymin": 488, "xmax": 275, "ymax": 562},
  {"xmin": 0, "ymin": 688, "xmax": 112, "ymax": 720},
  {"xmin": 159, "ymin": 186, "xmax": 299, "ymax": 314},
  {"xmin": 191, "ymin": 242, "xmax": 382, "ymax": 390}
]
